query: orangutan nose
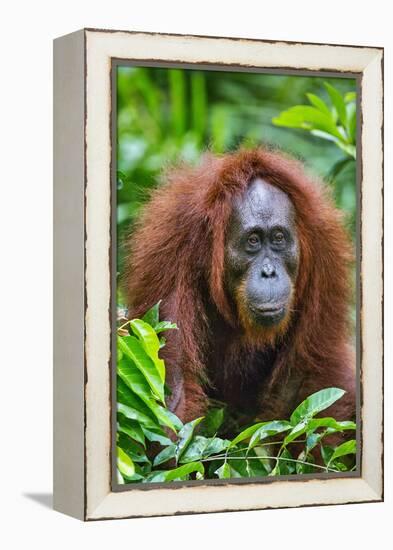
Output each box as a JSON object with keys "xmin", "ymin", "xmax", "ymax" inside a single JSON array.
[{"xmin": 261, "ymin": 261, "xmax": 276, "ymax": 278}]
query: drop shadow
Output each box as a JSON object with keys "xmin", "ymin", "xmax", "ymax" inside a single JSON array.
[{"xmin": 23, "ymin": 492, "xmax": 53, "ymax": 509}]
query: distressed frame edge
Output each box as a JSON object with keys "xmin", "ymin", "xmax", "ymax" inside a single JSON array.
[
  {"xmin": 358, "ymin": 48, "xmax": 384, "ymax": 500},
  {"xmin": 87, "ymin": 479, "xmax": 381, "ymax": 521},
  {"xmin": 83, "ymin": 26, "xmax": 384, "ymax": 53},
  {"xmin": 53, "ymin": 29, "xmax": 86, "ymax": 520},
  {"xmin": 78, "ymin": 29, "xmax": 383, "ymax": 520}
]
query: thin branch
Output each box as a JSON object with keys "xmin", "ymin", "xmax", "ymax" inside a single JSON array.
[
  {"xmin": 197, "ymin": 439, "xmax": 307, "ymax": 463},
  {"xmin": 200, "ymin": 454, "xmax": 338, "ymax": 473}
]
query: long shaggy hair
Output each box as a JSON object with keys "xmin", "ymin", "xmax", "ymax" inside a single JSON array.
[{"xmin": 122, "ymin": 147, "xmax": 355, "ymax": 423}]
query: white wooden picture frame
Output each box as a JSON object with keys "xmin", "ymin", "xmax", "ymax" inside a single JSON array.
[{"xmin": 53, "ymin": 28, "xmax": 383, "ymax": 521}]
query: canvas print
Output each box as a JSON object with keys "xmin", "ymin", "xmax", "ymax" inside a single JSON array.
[{"xmin": 115, "ymin": 66, "xmax": 358, "ymax": 485}]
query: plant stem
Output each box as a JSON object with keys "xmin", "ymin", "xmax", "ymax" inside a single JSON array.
[
  {"xmin": 118, "ymin": 319, "xmax": 132, "ymax": 332},
  {"xmin": 203, "ymin": 439, "xmax": 307, "ymax": 462},
  {"xmin": 200, "ymin": 455, "xmax": 340, "ymax": 473}
]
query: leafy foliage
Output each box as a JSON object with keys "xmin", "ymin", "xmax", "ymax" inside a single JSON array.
[
  {"xmin": 272, "ymin": 83, "xmax": 356, "ymax": 159},
  {"xmin": 117, "ymin": 304, "xmax": 357, "ymax": 484},
  {"xmin": 272, "ymin": 82, "xmax": 357, "ymax": 237}
]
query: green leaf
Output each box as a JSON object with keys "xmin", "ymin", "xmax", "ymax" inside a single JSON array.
[
  {"xmin": 306, "ymin": 93, "xmax": 331, "ymax": 116},
  {"xmin": 225, "ymin": 464, "xmax": 244, "ymax": 478},
  {"xmin": 117, "ymin": 402, "xmax": 158, "ymax": 430},
  {"xmin": 290, "ymin": 388, "xmax": 346, "ymax": 425},
  {"xmin": 117, "ymin": 433, "xmax": 150, "ymax": 463},
  {"xmin": 118, "ymin": 335, "xmax": 165, "ymax": 402},
  {"xmin": 346, "ymin": 101, "xmax": 357, "ymax": 143},
  {"xmin": 142, "ymin": 427, "xmax": 172, "ymax": 446},
  {"xmin": 179, "ymin": 435, "xmax": 230, "ymax": 463},
  {"xmin": 324, "ymin": 82, "xmax": 347, "ymax": 127},
  {"xmin": 122, "ymin": 472, "xmax": 145, "ymax": 482},
  {"xmin": 143, "ymin": 471, "xmax": 167, "ymax": 483},
  {"xmin": 228, "ymin": 422, "xmax": 266, "ymax": 448},
  {"xmin": 249, "ymin": 420, "xmax": 292, "ymax": 450},
  {"xmin": 296, "ymin": 451, "xmax": 315, "ymax": 474},
  {"xmin": 142, "ymin": 301, "xmax": 161, "ymax": 327},
  {"xmin": 284, "ymin": 411, "xmax": 354, "ymax": 448},
  {"xmin": 117, "ymin": 414, "xmax": 146, "ymax": 448},
  {"xmin": 119, "ymin": 390, "xmax": 179, "ymax": 433},
  {"xmin": 306, "ymin": 432, "xmax": 321, "ymax": 453},
  {"xmin": 203, "ymin": 437, "xmax": 230, "ymax": 457},
  {"xmin": 253, "ymin": 446, "xmax": 274, "ymax": 474},
  {"xmin": 150, "ymin": 404, "xmax": 181, "ymax": 433},
  {"xmin": 164, "ymin": 461, "xmax": 204, "ymax": 481},
  {"xmin": 130, "ymin": 319, "xmax": 166, "ymax": 384},
  {"xmin": 159, "ymin": 337, "xmax": 166, "ymax": 349},
  {"xmin": 117, "ymin": 446, "xmax": 135, "ymax": 478},
  {"xmin": 337, "ymin": 142, "xmax": 356, "ymax": 159},
  {"xmin": 117, "ymin": 375, "xmax": 138, "ymax": 407},
  {"xmin": 272, "ymin": 105, "xmax": 343, "ymax": 141},
  {"xmin": 309, "ymin": 129, "xmax": 343, "ymax": 146},
  {"xmin": 176, "ymin": 417, "xmax": 204, "ymax": 461},
  {"xmin": 310, "ymin": 126, "xmax": 356, "ymax": 159},
  {"xmin": 215, "ymin": 462, "xmax": 232, "ymax": 479},
  {"xmin": 118, "ymin": 357, "xmax": 157, "ymax": 409},
  {"xmin": 118, "ymin": 358, "xmax": 177, "ymax": 430},
  {"xmin": 153, "ymin": 444, "xmax": 177, "ymax": 466},
  {"xmin": 200, "ymin": 407, "xmax": 225, "ymax": 437},
  {"xmin": 284, "ymin": 414, "xmax": 355, "ymax": 447},
  {"xmin": 154, "ymin": 321, "xmax": 178, "ymax": 334},
  {"xmin": 117, "ymin": 377, "xmax": 158, "ymax": 426},
  {"xmin": 334, "ymin": 461, "xmax": 350, "ymax": 472},
  {"xmin": 307, "ymin": 417, "xmax": 356, "ymax": 433},
  {"xmin": 320, "ymin": 444, "xmax": 335, "ymax": 466},
  {"xmin": 228, "ymin": 449, "xmax": 270, "ymax": 478},
  {"xmin": 136, "ymin": 462, "xmax": 153, "ymax": 477},
  {"xmin": 284, "ymin": 420, "xmax": 308, "ymax": 445},
  {"xmin": 328, "ymin": 439, "xmax": 356, "ymax": 465},
  {"xmin": 345, "ymin": 91, "xmax": 357, "ymax": 103},
  {"xmin": 178, "ymin": 435, "xmax": 208, "ymax": 463},
  {"xmin": 156, "ymin": 406, "xmax": 183, "ymax": 432},
  {"xmin": 270, "ymin": 449, "xmax": 295, "ymax": 476}
]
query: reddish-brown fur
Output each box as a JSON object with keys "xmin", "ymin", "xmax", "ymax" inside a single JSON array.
[{"xmin": 123, "ymin": 147, "xmax": 356, "ymax": 428}]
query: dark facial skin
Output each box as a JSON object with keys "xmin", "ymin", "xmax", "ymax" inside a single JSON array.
[{"xmin": 225, "ymin": 178, "xmax": 299, "ymax": 327}]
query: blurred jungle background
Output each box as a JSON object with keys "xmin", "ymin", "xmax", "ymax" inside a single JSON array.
[{"xmin": 117, "ymin": 66, "xmax": 357, "ymax": 292}]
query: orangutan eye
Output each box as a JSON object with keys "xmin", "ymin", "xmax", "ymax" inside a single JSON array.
[
  {"xmin": 247, "ymin": 234, "xmax": 260, "ymax": 247},
  {"xmin": 272, "ymin": 231, "xmax": 285, "ymax": 245}
]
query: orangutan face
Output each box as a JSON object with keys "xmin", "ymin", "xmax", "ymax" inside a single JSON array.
[{"xmin": 225, "ymin": 177, "xmax": 299, "ymax": 328}]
